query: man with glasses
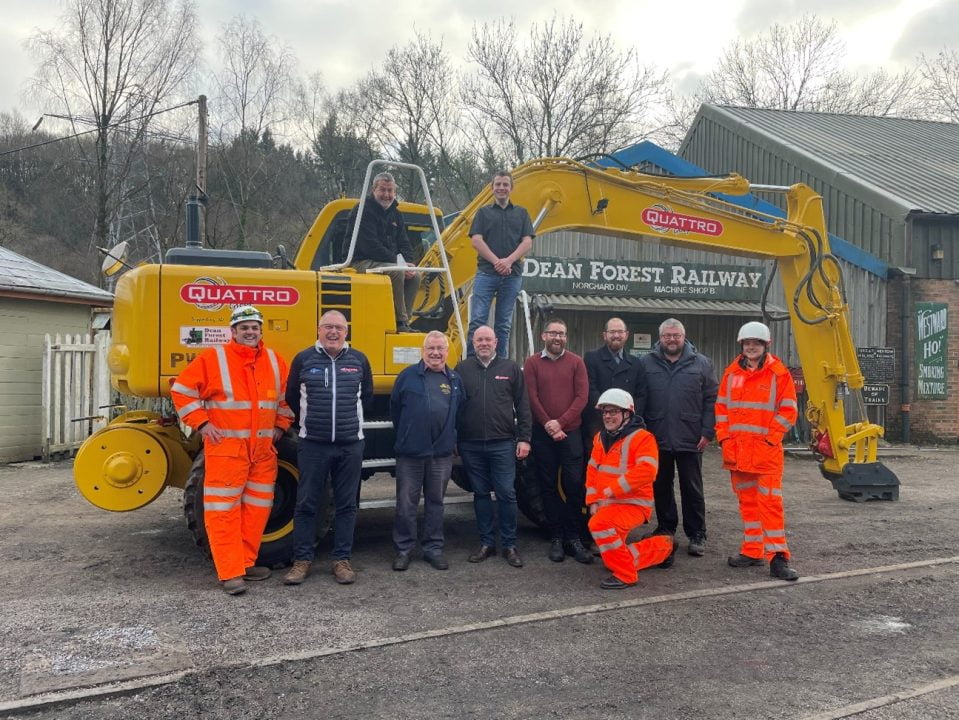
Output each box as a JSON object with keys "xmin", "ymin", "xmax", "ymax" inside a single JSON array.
[
  {"xmin": 640, "ymin": 318, "xmax": 718, "ymax": 564},
  {"xmin": 524, "ymin": 318, "xmax": 592, "ymax": 564},
  {"xmin": 582, "ymin": 317, "xmax": 648, "ymax": 448},
  {"xmin": 283, "ymin": 311, "xmax": 373, "ymax": 586}
]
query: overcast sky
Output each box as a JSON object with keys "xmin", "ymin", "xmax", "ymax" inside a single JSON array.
[{"xmin": 1, "ymin": 0, "xmax": 956, "ymax": 117}]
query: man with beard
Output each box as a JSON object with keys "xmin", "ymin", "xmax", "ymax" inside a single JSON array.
[
  {"xmin": 171, "ymin": 305, "xmax": 294, "ymax": 595},
  {"xmin": 586, "ymin": 389, "xmax": 674, "ymax": 589},
  {"xmin": 641, "ymin": 318, "xmax": 718, "ymax": 564},
  {"xmin": 524, "ymin": 318, "xmax": 591, "ymax": 564},
  {"xmin": 344, "ymin": 171, "xmax": 419, "ymax": 332}
]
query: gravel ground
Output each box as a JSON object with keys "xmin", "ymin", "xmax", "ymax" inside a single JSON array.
[{"xmin": 0, "ymin": 446, "xmax": 957, "ymax": 718}]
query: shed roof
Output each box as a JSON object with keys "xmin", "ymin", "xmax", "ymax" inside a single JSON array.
[
  {"xmin": 0, "ymin": 246, "xmax": 114, "ymax": 305},
  {"xmin": 685, "ymin": 105, "xmax": 959, "ymax": 216}
]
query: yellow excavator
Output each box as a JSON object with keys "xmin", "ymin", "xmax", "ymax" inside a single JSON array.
[{"xmin": 73, "ymin": 157, "xmax": 899, "ymax": 565}]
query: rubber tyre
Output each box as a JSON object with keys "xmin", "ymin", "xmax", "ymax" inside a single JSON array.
[
  {"xmin": 515, "ymin": 454, "xmax": 547, "ymax": 528},
  {"xmin": 182, "ymin": 434, "xmax": 331, "ymax": 568}
]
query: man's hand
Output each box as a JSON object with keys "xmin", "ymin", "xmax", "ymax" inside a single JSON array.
[
  {"xmin": 696, "ymin": 435, "xmax": 709, "ymax": 452},
  {"xmin": 493, "ymin": 257, "xmax": 512, "ymax": 275},
  {"xmin": 516, "ymin": 441, "xmax": 531, "ymax": 459},
  {"xmin": 589, "ymin": 504, "xmax": 598, "ymax": 516},
  {"xmin": 544, "ymin": 419, "xmax": 561, "ymax": 436},
  {"xmin": 273, "ymin": 427, "xmax": 285, "ymax": 443},
  {"xmin": 404, "ymin": 261, "xmax": 416, "ymax": 279},
  {"xmin": 551, "ymin": 430, "xmax": 567, "ymax": 442},
  {"xmin": 199, "ymin": 422, "xmax": 223, "ymax": 445}
]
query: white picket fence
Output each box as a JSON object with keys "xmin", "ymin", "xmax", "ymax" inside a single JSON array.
[{"xmin": 41, "ymin": 332, "xmax": 113, "ymax": 461}]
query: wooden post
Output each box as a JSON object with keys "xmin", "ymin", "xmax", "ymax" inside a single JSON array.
[{"xmin": 196, "ymin": 94, "xmax": 208, "ymax": 245}]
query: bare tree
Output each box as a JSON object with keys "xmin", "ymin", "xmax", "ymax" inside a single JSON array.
[
  {"xmin": 668, "ymin": 14, "xmax": 924, "ymax": 138},
  {"xmin": 462, "ymin": 15, "xmax": 667, "ymax": 166},
  {"xmin": 918, "ymin": 49, "xmax": 959, "ymax": 122},
  {"xmin": 210, "ymin": 15, "xmax": 297, "ymax": 247},
  {"xmin": 27, "ymin": 0, "xmax": 198, "ymax": 268}
]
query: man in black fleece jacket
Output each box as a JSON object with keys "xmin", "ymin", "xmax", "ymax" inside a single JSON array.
[{"xmin": 455, "ymin": 325, "xmax": 532, "ymax": 567}]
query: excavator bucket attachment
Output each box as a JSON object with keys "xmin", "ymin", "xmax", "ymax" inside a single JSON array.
[{"xmin": 821, "ymin": 462, "xmax": 900, "ymax": 502}]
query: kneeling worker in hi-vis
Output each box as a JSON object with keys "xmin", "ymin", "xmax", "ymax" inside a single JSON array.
[
  {"xmin": 171, "ymin": 305, "xmax": 295, "ymax": 595},
  {"xmin": 716, "ymin": 321, "xmax": 799, "ymax": 581},
  {"xmin": 586, "ymin": 389, "xmax": 674, "ymax": 589}
]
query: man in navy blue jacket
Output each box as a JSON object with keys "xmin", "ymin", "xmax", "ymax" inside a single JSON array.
[
  {"xmin": 390, "ymin": 331, "xmax": 464, "ymax": 571},
  {"xmin": 283, "ymin": 311, "xmax": 373, "ymax": 586}
]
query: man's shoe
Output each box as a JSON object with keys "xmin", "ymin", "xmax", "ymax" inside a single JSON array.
[
  {"xmin": 423, "ymin": 552, "xmax": 449, "ymax": 570},
  {"xmin": 727, "ymin": 554, "xmax": 763, "ymax": 568},
  {"xmin": 283, "ymin": 560, "xmax": 311, "ymax": 585},
  {"xmin": 688, "ymin": 533, "xmax": 706, "ymax": 557},
  {"xmin": 222, "ymin": 577, "xmax": 247, "ymax": 595},
  {"xmin": 643, "ymin": 526, "xmax": 673, "ymax": 540},
  {"xmin": 600, "ymin": 574, "xmax": 637, "ymax": 590},
  {"xmin": 332, "ymin": 559, "xmax": 356, "ymax": 585},
  {"xmin": 504, "ymin": 547, "xmax": 524, "ymax": 568},
  {"xmin": 564, "ymin": 539, "xmax": 594, "ymax": 564},
  {"xmin": 657, "ymin": 542, "xmax": 678, "ymax": 569},
  {"xmin": 770, "ymin": 552, "xmax": 799, "ymax": 581},
  {"xmin": 396, "ymin": 323, "xmax": 415, "ymax": 333},
  {"xmin": 392, "ymin": 552, "xmax": 412, "ymax": 571},
  {"xmin": 244, "ymin": 565, "xmax": 272, "ymax": 581},
  {"xmin": 468, "ymin": 545, "xmax": 497, "ymax": 563},
  {"xmin": 584, "ymin": 539, "xmax": 601, "ymax": 556},
  {"xmin": 548, "ymin": 539, "xmax": 565, "ymax": 563}
]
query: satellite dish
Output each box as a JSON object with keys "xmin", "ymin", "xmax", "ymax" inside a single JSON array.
[{"xmin": 101, "ymin": 241, "xmax": 130, "ymax": 277}]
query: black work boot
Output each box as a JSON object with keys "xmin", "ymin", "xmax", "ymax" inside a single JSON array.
[
  {"xmin": 548, "ymin": 539, "xmax": 565, "ymax": 563},
  {"xmin": 728, "ymin": 554, "xmax": 763, "ymax": 568},
  {"xmin": 770, "ymin": 552, "xmax": 799, "ymax": 581},
  {"xmin": 564, "ymin": 539, "xmax": 593, "ymax": 564}
]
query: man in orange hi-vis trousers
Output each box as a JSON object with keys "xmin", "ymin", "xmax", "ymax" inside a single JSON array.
[
  {"xmin": 171, "ymin": 305, "xmax": 294, "ymax": 595},
  {"xmin": 715, "ymin": 321, "xmax": 800, "ymax": 581},
  {"xmin": 586, "ymin": 389, "xmax": 674, "ymax": 589}
]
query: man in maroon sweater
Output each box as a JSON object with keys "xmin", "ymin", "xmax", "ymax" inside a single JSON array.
[{"xmin": 524, "ymin": 318, "xmax": 592, "ymax": 564}]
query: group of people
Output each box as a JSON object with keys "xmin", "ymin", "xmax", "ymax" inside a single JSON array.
[{"xmin": 170, "ymin": 169, "xmax": 799, "ymax": 595}]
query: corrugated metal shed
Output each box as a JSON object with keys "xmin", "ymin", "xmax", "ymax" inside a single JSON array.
[
  {"xmin": 680, "ymin": 105, "xmax": 959, "ymax": 277},
  {"xmin": 682, "ymin": 105, "xmax": 959, "ymax": 215},
  {"xmin": 0, "ymin": 246, "xmax": 114, "ymax": 306}
]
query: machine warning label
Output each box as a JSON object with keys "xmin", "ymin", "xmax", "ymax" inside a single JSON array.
[
  {"xmin": 642, "ymin": 205, "xmax": 723, "ymax": 236},
  {"xmin": 393, "ymin": 347, "xmax": 422, "ymax": 365},
  {"xmin": 180, "ymin": 326, "xmax": 230, "ymax": 346}
]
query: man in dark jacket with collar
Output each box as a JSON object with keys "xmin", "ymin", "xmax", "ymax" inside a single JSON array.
[
  {"xmin": 582, "ymin": 317, "xmax": 648, "ymax": 441},
  {"xmin": 455, "ymin": 325, "xmax": 532, "ymax": 568},
  {"xmin": 344, "ymin": 171, "xmax": 419, "ymax": 332},
  {"xmin": 283, "ymin": 311, "xmax": 373, "ymax": 586},
  {"xmin": 640, "ymin": 318, "xmax": 718, "ymax": 562},
  {"xmin": 390, "ymin": 331, "xmax": 465, "ymax": 571}
]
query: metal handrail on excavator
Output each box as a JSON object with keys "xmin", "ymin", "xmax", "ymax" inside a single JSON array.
[{"xmin": 320, "ymin": 159, "xmax": 467, "ymax": 358}]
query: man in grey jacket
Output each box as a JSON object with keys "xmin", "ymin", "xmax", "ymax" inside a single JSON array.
[{"xmin": 641, "ymin": 318, "xmax": 718, "ymax": 563}]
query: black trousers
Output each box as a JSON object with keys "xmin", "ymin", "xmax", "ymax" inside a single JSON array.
[
  {"xmin": 652, "ymin": 450, "xmax": 706, "ymax": 539},
  {"xmin": 532, "ymin": 425, "xmax": 586, "ymax": 542}
]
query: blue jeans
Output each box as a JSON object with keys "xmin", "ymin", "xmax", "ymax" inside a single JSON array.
[
  {"xmin": 459, "ymin": 439, "xmax": 518, "ymax": 548},
  {"xmin": 293, "ymin": 439, "xmax": 363, "ymax": 562},
  {"xmin": 468, "ymin": 271, "xmax": 523, "ymax": 357}
]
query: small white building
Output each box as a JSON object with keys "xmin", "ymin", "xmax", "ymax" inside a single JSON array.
[{"xmin": 0, "ymin": 247, "xmax": 113, "ymax": 463}]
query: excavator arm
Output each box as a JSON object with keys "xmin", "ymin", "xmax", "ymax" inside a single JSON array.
[{"xmin": 413, "ymin": 158, "xmax": 898, "ymax": 500}]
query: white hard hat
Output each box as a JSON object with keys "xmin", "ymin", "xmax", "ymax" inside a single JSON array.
[
  {"xmin": 737, "ymin": 321, "xmax": 771, "ymax": 343},
  {"xmin": 230, "ymin": 305, "xmax": 264, "ymax": 326},
  {"xmin": 596, "ymin": 388, "xmax": 634, "ymax": 412}
]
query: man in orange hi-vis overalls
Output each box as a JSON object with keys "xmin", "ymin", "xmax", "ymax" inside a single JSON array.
[
  {"xmin": 172, "ymin": 305, "xmax": 294, "ymax": 595},
  {"xmin": 715, "ymin": 321, "xmax": 799, "ymax": 581},
  {"xmin": 586, "ymin": 389, "xmax": 674, "ymax": 589}
]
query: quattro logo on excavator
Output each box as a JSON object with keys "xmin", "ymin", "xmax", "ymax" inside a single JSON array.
[
  {"xmin": 180, "ymin": 278, "xmax": 300, "ymax": 310},
  {"xmin": 642, "ymin": 204, "xmax": 723, "ymax": 237}
]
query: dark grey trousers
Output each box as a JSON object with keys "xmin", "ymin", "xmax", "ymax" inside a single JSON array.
[{"xmin": 393, "ymin": 455, "xmax": 453, "ymax": 554}]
